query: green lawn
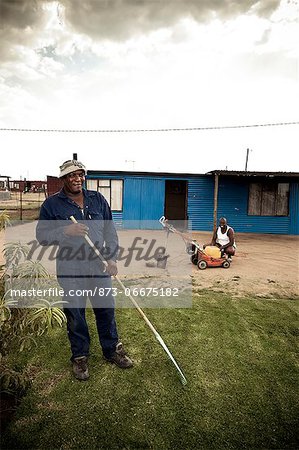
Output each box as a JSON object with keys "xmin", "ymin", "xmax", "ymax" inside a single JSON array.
[{"xmin": 1, "ymin": 291, "xmax": 298, "ymax": 450}]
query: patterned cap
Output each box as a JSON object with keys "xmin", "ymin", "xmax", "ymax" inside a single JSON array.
[{"xmin": 59, "ymin": 160, "xmax": 87, "ymax": 178}]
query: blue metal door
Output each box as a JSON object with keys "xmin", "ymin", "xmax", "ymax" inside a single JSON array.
[
  {"xmin": 140, "ymin": 179, "xmax": 165, "ymax": 229},
  {"xmin": 122, "ymin": 178, "xmax": 142, "ymax": 228},
  {"xmin": 122, "ymin": 178, "xmax": 165, "ymax": 229}
]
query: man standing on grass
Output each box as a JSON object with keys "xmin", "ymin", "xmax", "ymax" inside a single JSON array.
[{"xmin": 36, "ymin": 160, "xmax": 133, "ymax": 380}]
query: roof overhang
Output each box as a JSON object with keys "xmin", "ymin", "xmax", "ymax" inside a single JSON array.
[{"xmin": 206, "ymin": 170, "xmax": 299, "ymax": 178}]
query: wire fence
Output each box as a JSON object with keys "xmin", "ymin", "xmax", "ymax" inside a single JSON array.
[{"xmin": 0, "ymin": 191, "xmax": 46, "ymax": 221}]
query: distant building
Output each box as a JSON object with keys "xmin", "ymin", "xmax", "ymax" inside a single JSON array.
[
  {"xmin": 85, "ymin": 169, "xmax": 299, "ymax": 235},
  {"xmin": 0, "ymin": 175, "xmax": 10, "ymax": 191},
  {"xmin": 46, "ymin": 175, "xmax": 63, "ymax": 196},
  {"xmin": 45, "ymin": 169, "xmax": 299, "ymax": 235},
  {"xmin": 9, "ymin": 180, "xmax": 47, "ymax": 193}
]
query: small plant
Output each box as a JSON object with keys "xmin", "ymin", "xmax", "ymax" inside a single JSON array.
[
  {"xmin": 3, "ymin": 241, "xmax": 29, "ymax": 269},
  {"xmin": 0, "ymin": 210, "xmax": 10, "ymax": 230},
  {"xmin": 0, "ymin": 366, "xmax": 31, "ymax": 396},
  {"xmin": 0, "ymin": 211, "xmax": 66, "ymax": 397}
]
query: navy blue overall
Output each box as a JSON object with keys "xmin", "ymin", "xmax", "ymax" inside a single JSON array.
[{"xmin": 36, "ymin": 188, "xmax": 119, "ymax": 359}]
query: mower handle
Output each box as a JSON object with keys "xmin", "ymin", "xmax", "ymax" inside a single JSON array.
[{"xmin": 159, "ymin": 216, "xmax": 176, "ymax": 233}]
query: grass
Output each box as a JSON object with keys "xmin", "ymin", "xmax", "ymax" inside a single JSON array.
[
  {"xmin": 1, "ymin": 291, "xmax": 298, "ymax": 450},
  {"xmin": 0, "ymin": 209, "xmax": 40, "ymax": 221}
]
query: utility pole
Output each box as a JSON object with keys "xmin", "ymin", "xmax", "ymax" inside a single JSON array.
[
  {"xmin": 245, "ymin": 148, "xmax": 250, "ymax": 171},
  {"xmin": 20, "ymin": 190, "xmax": 23, "ymax": 221},
  {"xmin": 213, "ymin": 174, "xmax": 219, "ymax": 232}
]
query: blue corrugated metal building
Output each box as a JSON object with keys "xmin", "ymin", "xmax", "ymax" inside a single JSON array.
[{"xmin": 86, "ymin": 170, "xmax": 299, "ymax": 235}]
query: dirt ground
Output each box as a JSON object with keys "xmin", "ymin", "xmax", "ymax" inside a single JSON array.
[
  {"xmin": 0, "ymin": 192, "xmax": 45, "ymax": 208},
  {"xmin": 0, "ymin": 226, "xmax": 298, "ymax": 299},
  {"xmin": 0, "ymin": 193, "xmax": 44, "ymax": 221},
  {"xmin": 191, "ymin": 231, "xmax": 299, "ymax": 298}
]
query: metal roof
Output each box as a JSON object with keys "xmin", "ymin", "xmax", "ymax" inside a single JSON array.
[
  {"xmin": 206, "ymin": 170, "xmax": 299, "ymax": 177},
  {"xmin": 87, "ymin": 169, "xmax": 299, "ymax": 178},
  {"xmin": 87, "ymin": 170, "xmax": 206, "ymax": 178}
]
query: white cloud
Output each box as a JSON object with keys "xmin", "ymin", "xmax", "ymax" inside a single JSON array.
[{"xmin": 1, "ymin": 0, "xmax": 298, "ymax": 178}]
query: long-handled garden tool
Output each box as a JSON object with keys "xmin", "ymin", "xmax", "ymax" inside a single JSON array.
[{"xmin": 70, "ymin": 215, "xmax": 187, "ymax": 386}]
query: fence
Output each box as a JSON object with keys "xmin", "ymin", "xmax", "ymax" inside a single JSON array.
[{"xmin": 0, "ymin": 191, "xmax": 46, "ymax": 221}]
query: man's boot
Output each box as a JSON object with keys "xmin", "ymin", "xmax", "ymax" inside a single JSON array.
[
  {"xmin": 72, "ymin": 356, "xmax": 89, "ymax": 380},
  {"xmin": 105, "ymin": 342, "xmax": 133, "ymax": 369}
]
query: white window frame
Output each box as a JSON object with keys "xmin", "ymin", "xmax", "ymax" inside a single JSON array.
[{"xmin": 86, "ymin": 178, "xmax": 123, "ymax": 211}]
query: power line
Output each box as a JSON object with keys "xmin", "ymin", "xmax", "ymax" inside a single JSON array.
[{"xmin": 0, "ymin": 121, "xmax": 298, "ymax": 133}]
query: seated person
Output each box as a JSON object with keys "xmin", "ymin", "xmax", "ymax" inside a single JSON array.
[{"xmin": 204, "ymin": 217, "xmax": 236, "ymax": 259}]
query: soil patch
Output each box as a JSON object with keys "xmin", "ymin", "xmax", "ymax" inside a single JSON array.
[{"xmin": 191, "ymin": 231, "xmax": 299, "ymax": 298}]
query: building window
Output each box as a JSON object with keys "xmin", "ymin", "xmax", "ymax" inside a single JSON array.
[
  {"xmin": 248, "ymin": 182, "xmax": 289, "ymax": 216},
  {"xmin": 87, "ymin": 179, "xmax": 97, "ymax": 191},
  {"xmin": 86, "ymin": 179, "xmax": 123, "ymax": 211}
]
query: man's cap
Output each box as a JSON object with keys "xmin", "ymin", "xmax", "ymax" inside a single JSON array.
[{"xmin": 59, "ymin": 160, "xmax": 87, "ymax": 178}]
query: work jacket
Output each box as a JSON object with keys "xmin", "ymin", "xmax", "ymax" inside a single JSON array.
[{"xmin": 36, "ymin": 188, "xmax": 119, "ymax": 277}]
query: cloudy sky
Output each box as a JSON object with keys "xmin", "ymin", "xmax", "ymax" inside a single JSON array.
[{"xmin": 0, "ymin": 0, "xmax": 298, "ymax": 180}]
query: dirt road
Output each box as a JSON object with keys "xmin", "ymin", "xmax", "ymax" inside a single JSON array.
[
  {"xmin": 191, "ymin": 231, "xmax": 299, "ymax": 298},
  {"xmin": 1, "ymin": 226, "xmax": 298, "ymax": 298}
]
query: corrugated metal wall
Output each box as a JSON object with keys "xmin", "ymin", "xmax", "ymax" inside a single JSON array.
[
  {"xmin": 140, "ymin": 179, "xmax": 165, "ymax": 228},
  {"xmin": 187, "ymin": 176, "xmax": 298, "ymax": 234},
  {"xmin": 289, "ymin": 183, "xmax": 299, "ymax": 235},
  {"xmin": 47, "ymin": 176, "xmax": 63, "ymax": 196},
  {"xmin": 87, "ymin": 173, "xmax": 299, "ymax": 234},
  {"xmin": 217, "ymin": 177, "xmax": 291, "ymax": 234},
  {"xmin": 111, "ymin": 211, "xmax": 123, "ymax": 228},
  {"xmin": 122, "ymin": 178, "xmax": 142, "ymax": 226},
  {"xmin": 187, "ymin": 177, "xmax": 214, "ymax": 231}
]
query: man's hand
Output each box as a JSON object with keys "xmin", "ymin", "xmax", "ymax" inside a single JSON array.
[
  {"xmin": 106, "ymin": 259, "xmax": 118, "ymax": 276},
  {"xmin": 63, "ymin": 223, "xmax": 89, "ymax": 237}
]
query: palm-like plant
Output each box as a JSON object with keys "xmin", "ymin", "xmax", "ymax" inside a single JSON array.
[
  {"xmin": 0, "ymin": 210, "xmax": 10, "ymax": 230},
  {"xmin": 0, "ymin": 211, "xmax": 67, "ymax": 395},
  {"xmin": 3, "ymin": 242, "xmax": 29, "ymax": 269}
]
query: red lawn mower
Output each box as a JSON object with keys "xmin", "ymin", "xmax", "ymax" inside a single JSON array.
[
  {"xmin": 189, "ymin": 243, "xmax": 231, "ymax": 270},
  {"xmin": 159, "ymin": 216, "xmax": 231, "ymax": 270}
]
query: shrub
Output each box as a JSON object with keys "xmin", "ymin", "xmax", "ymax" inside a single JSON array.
[{"xmin": 0, "ymin": 211, "xmax": 66, "ymax": 396}]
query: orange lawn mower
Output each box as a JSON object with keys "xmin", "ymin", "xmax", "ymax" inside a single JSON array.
[
  {"xmin": 189, "ymin": 243, "xmax": 231, "ymax": 270},
  {"xmin": 159, "ymin": 216, "xmax": 231, "ymax": 270}
]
